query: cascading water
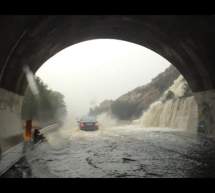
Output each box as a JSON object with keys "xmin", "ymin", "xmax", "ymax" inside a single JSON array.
[
  {"xmin": 23, "ymin": 66, "xmax": 39, "ymax": 97},
  {"xmin": 140, "ymin": 97, "xmax": 198, "ymax": 130},
  {"xmin": 138, "ymin": 75, "xmax": 198, "ymax": 130}
]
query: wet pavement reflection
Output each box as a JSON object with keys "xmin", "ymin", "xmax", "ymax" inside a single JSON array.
[{"xmin": 25, "ymin": 126, "xmax": 215, "ymax": 178}]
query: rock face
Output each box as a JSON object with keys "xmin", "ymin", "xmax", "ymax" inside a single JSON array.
[
  {"xmin": 90, "ymin": 65, "xmax": 180, "ymax": 120},
  {"xmin": 136, "ymin": 75, "xmax": 198, "ymax": 131},
  {"xmin": 194, "ymin": 90, "xmax": 215, "ymax": 135}
]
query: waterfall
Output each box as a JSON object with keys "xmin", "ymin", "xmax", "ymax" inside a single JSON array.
[
  {"xmin": 138, "ymin": 75, "xmax": 198, "ymax": 130},
  {"xmin": 140, "ymin": 97, "xmax": 198, "ymax": 130}
]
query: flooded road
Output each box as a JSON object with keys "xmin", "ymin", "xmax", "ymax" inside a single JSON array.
[{"xmin": 25, "ymin": 125, "xmax": 215, "ymax": 178}]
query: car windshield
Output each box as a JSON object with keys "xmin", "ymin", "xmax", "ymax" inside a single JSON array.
[{"xmin": 80, "ymin": 116, "xmax": 97, "ymax": 122}]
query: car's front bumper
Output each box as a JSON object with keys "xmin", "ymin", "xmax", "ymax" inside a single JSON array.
[{"xmin": 80, "ymin": 126, "xmax": 98, "ymax": 131}]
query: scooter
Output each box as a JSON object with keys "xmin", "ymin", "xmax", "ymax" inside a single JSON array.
[{"xmin": 33, "ymin": 129, "xmax": 46, "ymax": 144}]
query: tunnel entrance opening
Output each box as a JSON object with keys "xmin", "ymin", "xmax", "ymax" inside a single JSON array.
[{"xmin": 25, "ymin": 38, "xmax": 198, "ymax": 135}]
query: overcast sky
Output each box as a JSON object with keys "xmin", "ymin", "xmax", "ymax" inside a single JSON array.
[{"xmin": 36, "ymin": 39, "xmax": 171, "ymax": 117}]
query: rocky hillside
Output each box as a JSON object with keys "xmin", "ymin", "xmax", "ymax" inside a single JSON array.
[
  {"xmin": 89, "ymin": 65, "xmax": 183, "ymax": 120},
  {"xmin": 137, "ymin": 75, "xmax": 198, "ymax": 130}
]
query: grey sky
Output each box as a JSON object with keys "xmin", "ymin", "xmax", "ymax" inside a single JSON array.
[{"xmin": 36, "ymin": 39, "xmax": 171, "ymax": 117}]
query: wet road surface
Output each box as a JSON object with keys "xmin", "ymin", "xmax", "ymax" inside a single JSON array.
[{"xmin": 25, "ymin": 125, "xmax": 215, "ymax": 178}]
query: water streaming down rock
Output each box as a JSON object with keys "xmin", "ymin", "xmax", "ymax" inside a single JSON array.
[
  {"xmin": 139, "ymin": 75, "xmax": 198, "ymax": 130},
  {"xmin": 140, "ymin": 97, "xmax": 198, "ymax": 130}
]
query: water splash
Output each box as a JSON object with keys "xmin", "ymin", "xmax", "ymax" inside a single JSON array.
[
  {"xmin": 97, "ymin": 113, "xmax": 118, "ymax": 128},
  {"xmin": 23, "ymin": 65, "xmax": 43, "ymax": 122},
  {"xmin": 23, "ymin": 65, "xmax": 39, "ymax": 96}
]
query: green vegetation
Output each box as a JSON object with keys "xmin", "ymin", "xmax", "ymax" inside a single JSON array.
[
  {"xmin": 89, "ymin": 100, "xmax": 113, "ymax": 116},
  {"xmin": 21, "ymin": 77, "xmax": 67, "ymax": 125},
  {"xmin": 110, "ymin": 101, "xmax": 138, "ymax": 120}
]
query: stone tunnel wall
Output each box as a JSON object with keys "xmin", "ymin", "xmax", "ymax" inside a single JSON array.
[
  {"xmin": 194, "ymin": 90, "xmax": 215, "ymax": 136},
  {"xmin": 0, "ymin": 88, "xmax": 23, "ymax": 153}
]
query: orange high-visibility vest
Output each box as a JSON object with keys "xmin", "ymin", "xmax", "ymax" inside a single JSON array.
[{"xmin": 24, "ymin": 120, "xmax": 32, "ymax": 141}]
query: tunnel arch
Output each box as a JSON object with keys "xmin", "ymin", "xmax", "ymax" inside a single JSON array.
[
  {"xmin": 1, "ymin": 15, "xmax": 215, "ymax": 154},
  {"xmin": 1, "ymin": 15, "xmax": 215, "ymax": 95}
]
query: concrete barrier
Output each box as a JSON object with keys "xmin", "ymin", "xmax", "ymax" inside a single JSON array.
[
  {"xmin": 0, "ymin": 123, "xmax": 59, "ymax": 176},
  {"xmin": 0, "ymin": 143, "xmax": 24, "ymax": 176}
]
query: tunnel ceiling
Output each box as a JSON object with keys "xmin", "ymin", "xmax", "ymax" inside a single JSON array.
[{"xmin": 0, "ymin": 15, "xmax": 215, "ymax": 95}]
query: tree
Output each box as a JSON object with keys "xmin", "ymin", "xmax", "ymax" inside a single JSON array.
[
  {"xmin": 111, "ymin": 100, "xmax": 137, "ymax": 120},
  {"xmin": 21, "ymin": 76, "xmax": 67, "ymax": 124}
]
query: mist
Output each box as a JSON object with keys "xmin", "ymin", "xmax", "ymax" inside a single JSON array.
[{"xmin": 36, "ymin": 39, "xmax": 171, "ymax": 118}]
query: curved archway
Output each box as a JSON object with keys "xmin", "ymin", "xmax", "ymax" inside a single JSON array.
[{"xmin": 0, "ymin": 15, "xmax": 215, "ymax": 95}]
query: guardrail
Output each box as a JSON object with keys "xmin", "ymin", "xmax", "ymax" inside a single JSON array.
[
  {"xmin": 40, "ymin": 123, "xmax": 59, "ymax": 134},
  {"xmin": 0, "ymin": 123, "xmax": 60, "ymax": 176}
]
